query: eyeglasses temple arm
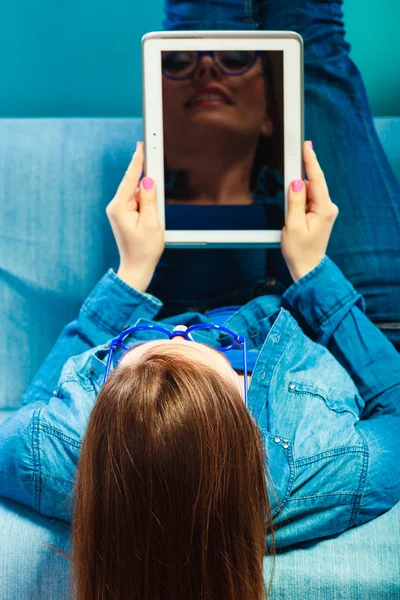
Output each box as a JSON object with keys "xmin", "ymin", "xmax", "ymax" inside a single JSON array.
[
  {"xmin": 103, "ymin": 342, "xmax": 118, "ymax": 385},
  {"xmin": 240, "ymin": 337, "xmax": 248, "ymax": 408}
]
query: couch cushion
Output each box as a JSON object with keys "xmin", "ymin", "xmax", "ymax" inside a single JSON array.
[
  {"xmin": 0, "ymin": 117, "xmax": 399, "ymax": 409},
  {"xmin": 0, "ymin": 496, "xmax": 398, "ymax": 599},
  {"xmin": 0, "ymin": 119, "xmax": 142, "ymax": 409}
]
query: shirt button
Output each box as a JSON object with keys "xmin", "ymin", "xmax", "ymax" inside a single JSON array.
[
  {"xmin": 53, "ymin": 390, "xmax": 57, "ymax": 396},
  {"xmin": 104, "ymin": 343, "xmax": 110, "ymax": 349},
  {"xmin": 272, "ymin": 334, "xmax": 280, "ymax": 343},
  {"xmin": 282, "ymin": 444, "xmax": 289, "ymax": 449},
  {"xmin": 260, "ymin": 371, "xmax": 266, "ymax": 380},
  {"xmin": 274, "ymin": 437, "xmax": 281, "ymax": 443},
  {"xmin": 289, "ymin": 383, "xmax": 295, "ymax": 390}
]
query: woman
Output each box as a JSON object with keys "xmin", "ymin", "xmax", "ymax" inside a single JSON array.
[
  {"xmin": 0, "ymin": 142, "xmax": 399, "ymax": 600},
  {"xmin": 148, "ymin": 0, "xmax": 400, "ymax": 337},
  {"xmin": 162, "ymin": 49, "xmax": 283, "ymax": 206}
]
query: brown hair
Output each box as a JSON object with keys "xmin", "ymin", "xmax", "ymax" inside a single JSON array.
[{"xmin": 69, "ymin": 346, "xmax": 274, "ymax": 600}]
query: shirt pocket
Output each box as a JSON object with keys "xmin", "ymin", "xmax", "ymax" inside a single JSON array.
[
  {"xmin": 272, "ymin": 441, "xmax": 367, "ymax": 548},
  {"xmin": 287, "ymin": 381, "xmax": 359, "ymax": 418},
  {"xmin": 280, "ymin": 381, "xmax": 364, "ymax": 462}
]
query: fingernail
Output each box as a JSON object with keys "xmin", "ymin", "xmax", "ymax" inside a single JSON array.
[
  {"xmin": 291, "ymin": 180, "xmax": 304, "ymax": 192},
  {"xmin": 308, "ymin": 140, "xmax": 313, "ymax": 150},
  {"xmin": 142, "ymin": 176, "xmax": 154, "ymax": 190},
  {"xmin": 136, "ymin": 141, "xmax": 141, "ymax": 150}
]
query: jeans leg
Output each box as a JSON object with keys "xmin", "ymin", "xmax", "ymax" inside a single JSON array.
[
  {"xmin": 260, "ymin": 0, "xmax": 400, "ymax": 347},
  {"xmin": 163, "ymin": 0, "xmax": 260, "ymax": 31}
]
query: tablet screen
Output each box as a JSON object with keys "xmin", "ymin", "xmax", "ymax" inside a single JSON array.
[{"xmin": 161, "ymin": 49, "xmax": 284, "ymax": 231}]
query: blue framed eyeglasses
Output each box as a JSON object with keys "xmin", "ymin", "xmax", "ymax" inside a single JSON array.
[
  {"xmin": 103, "ymin": 323, "xmax": 248, "ymax": 408},
  {"xmin": 162, "ymin": 50, "xmax": 263, "ymax": 81}
]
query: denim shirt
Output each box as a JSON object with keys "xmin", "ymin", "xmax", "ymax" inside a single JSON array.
[{"xmin": 1, "ymin": 256, "xmax": 400, "ymax": 549}]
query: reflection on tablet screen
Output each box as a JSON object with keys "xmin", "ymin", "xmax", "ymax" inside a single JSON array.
[{"xmin": 161, "ymin": 49, "xmax": 285, "ymax": 231}]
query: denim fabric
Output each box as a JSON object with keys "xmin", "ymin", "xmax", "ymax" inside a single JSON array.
[
  {"xmin": 0, "ymin": 119, "xmax": 144, "ymax": 410},
  {"xmin": 163, "ymin": 0, "xmax": 260, "ymax": 31},
  {"xmin": 0, "ymin": 119, "xmax": 399, "ymax": 412},
  {"xmin": 0, "ymin": 496, "xmax": 399, "ymax": 600},
  {"xmin": 148, "ymin": 0, "xmax": 400, "ymax": 351},
  {"xmin": 1, "ymin": 257, "xmax": 399, "ymax": 548}
]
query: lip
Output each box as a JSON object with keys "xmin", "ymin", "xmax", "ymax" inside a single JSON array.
[{"xmin": 186, "ymin": 85, "xmax": 234, "ymax": 108}]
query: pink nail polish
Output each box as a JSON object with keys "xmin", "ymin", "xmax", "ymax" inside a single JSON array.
[
  {"xmin": 291, "ymin": 180, "xmax": 304, "ymax": 192},
  {"xmin": 136, "ymin": 141, "xmax": 140, "ymax": 150},
  {"xmin": 142, "ymin": 176, "xmax": 154, "ymax": 190},
  {"xmin": 309, "ymin": 140, "xmax": 313, "ymax": 150}
]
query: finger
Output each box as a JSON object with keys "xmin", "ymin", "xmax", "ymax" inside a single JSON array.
[
  {"xmin": 286, "ymin": 179, "xmax": 307, "ymax": 228},
  {"xmin": 116, "ymin": 142, "xmax": 144, "ymax": 202},
  {"xmin": 127, "ymin": 191, "xmax": 139, "ymax": 212},
  {"xmin": 138, "ymin": 177, "xmax": 158, "ymax": 224},
  {"xmin": 303, "ymin": 141, "xmax": 332, "ymax": 213}
]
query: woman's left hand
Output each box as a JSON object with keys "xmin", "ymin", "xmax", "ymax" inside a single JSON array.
[
  {"xmin": 106, "ymin": 142, "xmax": 165, "ymax": 292},
  {"xmin": 281, "ymin": 141, "xmax": 339, "ymax": 282}
]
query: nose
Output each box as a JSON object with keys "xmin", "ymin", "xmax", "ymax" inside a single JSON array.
[{"xmin": 193, "ymin": 56, "xmax": 220, "ymax": 81}]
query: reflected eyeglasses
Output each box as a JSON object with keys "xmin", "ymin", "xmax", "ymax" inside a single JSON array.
[
  {"xmin": 162, "ymin": 50, "xmax": 263, "ymax": 81},
  {"xmin": 103, "ymin": 323, "xmax": 248, "ymax": 408}
]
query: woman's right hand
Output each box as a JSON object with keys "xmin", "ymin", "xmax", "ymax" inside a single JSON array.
[
  {"xmin": 281, "ymin": 141, "xmax": 339, "ymax": 282},
  {"xmin": 106, "ymin": 142, "xmax": 165, "ymax": 292}
]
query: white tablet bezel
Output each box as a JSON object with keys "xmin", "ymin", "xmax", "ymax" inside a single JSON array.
[{"xmin": 142, "ymin": 30, "xmax": 304, "ymax": 247}]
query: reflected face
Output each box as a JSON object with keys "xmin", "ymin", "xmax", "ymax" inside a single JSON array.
[
  {"xmin": 162, "ymin": 50, "xmax": 273, "ymax": 154},
  {"xmin": 119, "ymin": 325, "xmax": 242, "ymax": 396}
]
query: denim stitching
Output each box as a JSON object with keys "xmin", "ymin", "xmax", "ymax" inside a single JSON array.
[
  {"xmin": 41, "ymin": 472, "xmax": 75, "ymax": 485},
  {"xmin": 311, "ymin": 291, "xmax": 358, "ymax": 330},
  {"xmin": 296, "ymin": 446, "xmax": 365, "ymax": 467},
  {"xmin": 82, "ymin": 301, "xmax": 157, "ymax": 331},
  {"xmin": 58, "ymin": 375, "xmax": 93, "ymax": 393},
  {"xmin": 273, "ymin": 444, "xmax": 296, "ymax": 517},
  {"xmin": 287, "ymin": 492, "xmax": 360, "ymax": 501},
  {"xmin": 257, "ymin": 317, "xmax": 297, "ymax": 424},
  {"xmin": 244, "ymin": 0, "xmax": 253, "ymax": 22},
  {"xmin": 347, "ymin": 425, "xmax": 369, "ymax": 528},
  {"xmin": 39, "ymin": 422, "xmax": 82, "ymax": 449},
  {"xmin": 283, "ymin": 256, "xmax": 329, "ymax": 295},
  {"xmin": 80, "ymin": 305, "xmax": 127, "ymax": 335},
  {"xmin": 31, "ymin": 407, "xmax": 43, "ymax": 513},
  {"xmin": 108, "ymin": 268, "xmax": 162, "ymax": 306},
  {"xmin": 288, "ymin": 386, "xmax": 358, "ymax": 418}
]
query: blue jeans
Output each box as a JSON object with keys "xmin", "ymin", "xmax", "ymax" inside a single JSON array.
[{"xmin": 148, "ymin": 0, "xmax": 400, "ymax": 350}]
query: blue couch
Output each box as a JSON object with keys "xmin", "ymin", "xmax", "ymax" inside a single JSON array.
[{"xmin": 0, "ymin": 118, "xmax": 399, "ymax": 599}]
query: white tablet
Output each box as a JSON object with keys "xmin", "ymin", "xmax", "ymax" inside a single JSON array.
[{"xmin": 142, "ymin": 30, "xmax": 304, "ymax": 247}]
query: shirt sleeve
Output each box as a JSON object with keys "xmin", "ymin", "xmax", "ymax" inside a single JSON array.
[
  {"xmin": 0, "ymin": 270, "xmax": 162, "ymax": 518},
  {"xmin": 282, "ymin": 256, "xmax": 400, "ymax": 533},
  {"xmin": 0, "ymin": 374, "xmax": 92, "ymax": 522},
  {"xmin": 282, "ymin": 256, "xmax": 400, "ymax": 415},
  {"xmin": 22, "ymin": 269, "xmax": 163, "ymax": 406}
]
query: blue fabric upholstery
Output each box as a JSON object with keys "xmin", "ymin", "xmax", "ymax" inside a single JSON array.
[
  {"xmin": 0, "ymin": 497, "xmax": 398, "ymax": 599},
  {"xmin": 0, "ymin": 117, "xmax": 399, "ymax": 598},
  {"xmin": 0, "ymin": 117, "xmax": 399, "ymax": 413}
]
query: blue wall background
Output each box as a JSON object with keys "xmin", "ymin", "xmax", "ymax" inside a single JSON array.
[{"xmin": 0, "ymin": 0, "xmax": 399, "ymax": 118}]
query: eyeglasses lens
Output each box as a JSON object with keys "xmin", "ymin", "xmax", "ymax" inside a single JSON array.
[
  {"xmin": 162, "ymin": 51, "xmax": 197, "ymax": 78},
  {"xmin": 162, "ymin": 50, "xmax": 256, "ymax": 78},
  {"xmin": 217, "ymin": 50, "xmax": 256, "ymax": 74}
]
